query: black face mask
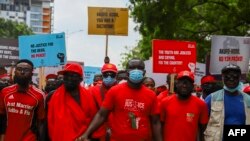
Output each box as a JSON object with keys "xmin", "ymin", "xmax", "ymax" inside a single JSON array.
[
  {"xmin": 64, "ymin": 81, "xmax": 79, "ymax": 91},
  {"xmin": 202, "ymin": 83, "xmax": 222, "ymax": 95},
  {"xmin": 0, "ymin": 82, "xmax": 9, "ymax": 90},
  {"xmin": 45, "ymin": 85, "xmax": 57, "ymax": 93},
  {"xmin": 63, "ymin": 72, "xmax": 81, "ymax": 92},
  {"xmin": 14, "ymin": 75, "xmax": 31, "ymax": 87},
  {"xmin": 202, "ymin": 87, "xmax": 214, "ymax": 95},
  {"xmin": 56, "ymin": 80, "xmax": 63, "ymax": 88}
]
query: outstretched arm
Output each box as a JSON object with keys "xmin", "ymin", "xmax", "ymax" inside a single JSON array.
[{"xmin": 75, "ymin": 107, "xmax": 110, "ymax": 141}]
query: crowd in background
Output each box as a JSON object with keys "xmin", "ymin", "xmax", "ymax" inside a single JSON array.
[{"xmin": 0, "ymin": 58, "xmax": 249, "ymax": 141}]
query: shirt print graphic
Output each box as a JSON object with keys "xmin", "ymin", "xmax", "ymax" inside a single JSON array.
[
  {"xmin": 6, "ymin": 101, "xmax": 34, "ymax": 116},
  {"xmin": 124, "ymin": 99, "xmax": 145, "ymax": 129},
  {"xmin": 186, "ymin": 113, "xmax": 195, "ymax": 122},
  {"xmin": 124, "ymin": 99, "xmax": 145, "ymax": 111}
]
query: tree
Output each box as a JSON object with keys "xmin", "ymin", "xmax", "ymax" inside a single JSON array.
[
  {"xmin": 120, "ymin": 0, "xmax": 250, "ymax": 67},
  {"xmin": 0, "ymin": 18, "xmax": 33, "ymax": 39}
]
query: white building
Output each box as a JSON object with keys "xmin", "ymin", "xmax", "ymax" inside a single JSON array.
[{"xmin": 0, "ymin": 0, "xmax": 54, "ymax": 34}]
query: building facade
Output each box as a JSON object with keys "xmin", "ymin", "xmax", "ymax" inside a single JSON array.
[{"xmin": 0, "ymin": 0, "xmax": 54, "ymax": 34}]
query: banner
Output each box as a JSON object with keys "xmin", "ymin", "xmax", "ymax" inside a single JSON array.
[
  {"xmin": 209, "ymin": 35, "xmax": 250, "ymax": 74},
  {"xmin": 152, "ymin": 39, "xmax": 196, "ymax": 73},
  {"xmin": 18, "ymin": 33, "xmax": 66, "ymax": 68},
  {"xmin": 194, "ymin": 63, "xmax": 206, "ymax": 85},
  {"xmin": 88, "ymin": 7, "xmax": 128, "ymax": 36},
  {"xmin": 0, "ymin": 38, "xmax": 19, "ymax": 66},
  {"xmin": 144, "ymin": 58, "xmax": 167, "ymax": 87},
  {"xmin": 84, "ymin": 66, "xmax": 101, "ymax": 85}
]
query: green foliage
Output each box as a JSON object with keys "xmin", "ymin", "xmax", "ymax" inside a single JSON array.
[
  {"xmin": 120, "ymin": 0, "xmax": 250, "ymax": 67},
  {"xmin": 0, "ymin": 18, "xmax": 33, "ymax": 39},
  {"xmin": 246, "ymin": 71, "xmax": 250, "ymax": 83}
]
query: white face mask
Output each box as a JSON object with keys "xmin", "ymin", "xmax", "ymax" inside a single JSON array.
[{"xmin": 223, "ymin": 82, "xmax": 243, "ymax": 93}]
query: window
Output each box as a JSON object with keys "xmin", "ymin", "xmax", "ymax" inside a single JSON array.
[
  {"xmin": 15, "ymin": 5, "xmax": 19, "ymax": 11},
  {"xmin": 6, "ymin": 5, "xmax": 9, "ymax": 10}
]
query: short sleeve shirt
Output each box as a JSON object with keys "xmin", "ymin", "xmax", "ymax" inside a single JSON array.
[
  {"xmin": 102, "ymin": 83, "xmax": 158, "ymax": 141},
  {"xmin": 0, "ymin": 84, "xmax": 45, "ymax": 141}
]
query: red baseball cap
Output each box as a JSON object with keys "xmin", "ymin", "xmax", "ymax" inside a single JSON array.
[
  {"xmin": 243, "ymin": 86, "xmax": 250, "ymax": 93},
  {"xmin": 177, "ymin": 70, "xmax": 194, "ymax": 82},
  {"xmin": 60, "ymin": 63, "xmax": 83, "ymax": 77},
  {"xmin": 46, "ymin": 74, "xmax": 57, "ymax": 80},
  {"xmin": 201, "ymin": 75, "xmax": 216, "ymax": 85},
  {"xmin": 101, "ymin": 63, "xmax": 118, "ymax": 73},
  {"xmin": 196, "ymin": 87, "xmax": 202, "ymax": 92}
]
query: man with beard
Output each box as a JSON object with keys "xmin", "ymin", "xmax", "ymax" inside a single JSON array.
[
  {"xmin": 88, "ymin": 63, "xmax": 118, "ymax": 141},
  {"xmin": 160, "ymin": 70, "xmax": 208, "ymax": 141},
  {"xmin": 46, "ymin": 63, "xmax": 96, "ymax": 141},
  {"xmin": 204, "ymin": 64, "xmax": 250, "ymax": 141},
  {"xmin": 76, "ymin": 58, "xmax": 162, "ymax": 141},
  {"xmin": 0, "ymin": 59, "xmax": 45, "ymax": 141}
]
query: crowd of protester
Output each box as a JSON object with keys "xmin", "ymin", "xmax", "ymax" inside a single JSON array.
[{"xmin": 0, "ymin": 58, "xmax": 249, "ymax": 141}]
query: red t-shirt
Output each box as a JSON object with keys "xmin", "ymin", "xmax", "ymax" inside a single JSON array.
[
  {"xmin": 157, "ymin": 91, "xmax": 169, "ymax": 102},
  {"xmin": 102, "ymin": 83, "xmax": 158, "ymax": 141},
  {"xmin": 160, "ymin": 94, "xmax": 209, "ymax": 141},
  {"xmin": 0, "ymin": 84, "xmax": 45, "ymax": 141},
  {"xmin": 156, "ymin": 91, "xmax": 168, "ymax": 113}
]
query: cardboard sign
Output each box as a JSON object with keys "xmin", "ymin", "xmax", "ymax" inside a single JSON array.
[
  {"xmin": 19, "ymin": 33, "xmax": 66, "ymax": 68},
  {"xmin": 209, "ymin": 35, "xmax": 250, "ymax": 74},
  {"xmin": 88, "ymin": 7, "xmax": 128, "ymax": 36},
  {"xmin": 152, "ymin": 39, "xmax": 196, "ymax": 73},
  {"xmin": 195, "ymin": 63, "xmax": 206, "ymax": 85},
  {"xmin": 0, "ymin": 38, "xmax": 18, "ymax": 66},
  {"xmin": 84, "ymin": 66, "xmax": 101, "ymax": 85}
]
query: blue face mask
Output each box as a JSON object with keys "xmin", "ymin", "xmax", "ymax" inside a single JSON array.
[
  {"xmin": 128, "ymin": 69, "xmax": 144, "ymax": 83},
  {"xmin": 103, "ymin": 76, "xmax": 116, "ymax": 87},
  {"xmin": 223, "ymin": 82, "xmax": 243, "ymax": 93}
]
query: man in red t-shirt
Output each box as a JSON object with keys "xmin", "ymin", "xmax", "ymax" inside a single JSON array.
[
  {"xmin": 76, "ymin": 58, "xmax": 162, "ymax": 141},
  {"xmin": 88, "ymin": 63, "xmax": 118, "ymax": 141},
  {"xmin": 0, "ymin": 59, "xmax": 45, "ymax": 141},
  {"xmin": 160, "ymin": 70, "xmax": 209, "ymax": 141}
]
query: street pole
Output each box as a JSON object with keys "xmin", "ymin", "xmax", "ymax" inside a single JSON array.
[{"xmin": 105, "ymin": 35, "xmax": 109, "ymax": 57}]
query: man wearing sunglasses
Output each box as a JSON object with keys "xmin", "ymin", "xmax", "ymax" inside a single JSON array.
[
  {"xmin": 76, "ymin": 58, "xmax": 162, "ymax": 141},
  {"xmin": 204, "ymin": 64, "xmax": 250, "ymax": 141},
  {"xmin": 88, "ymin": 63, "xmax": 118, "ymax": 141}
]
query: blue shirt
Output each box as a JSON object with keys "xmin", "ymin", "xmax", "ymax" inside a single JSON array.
[{"xmin": 205, "ymin": 90, "xmax": 245, "ymax": 125}]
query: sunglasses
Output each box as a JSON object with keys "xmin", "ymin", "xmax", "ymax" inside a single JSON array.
[
  {"xmin": 224, "ymin": 74, "xmax": 240, "ymax": 80},
  {"xmin": 15, "ymin": 67, "xmax": 32, "ymax": 73},
  {"xmin": 103, "ymin": 72, "xmax": 116, "ymax": 78}
]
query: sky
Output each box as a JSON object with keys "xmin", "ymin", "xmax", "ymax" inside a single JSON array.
[{"xmin": 53, "ymin": 0, "xmax": 141, "ymax": 69}]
